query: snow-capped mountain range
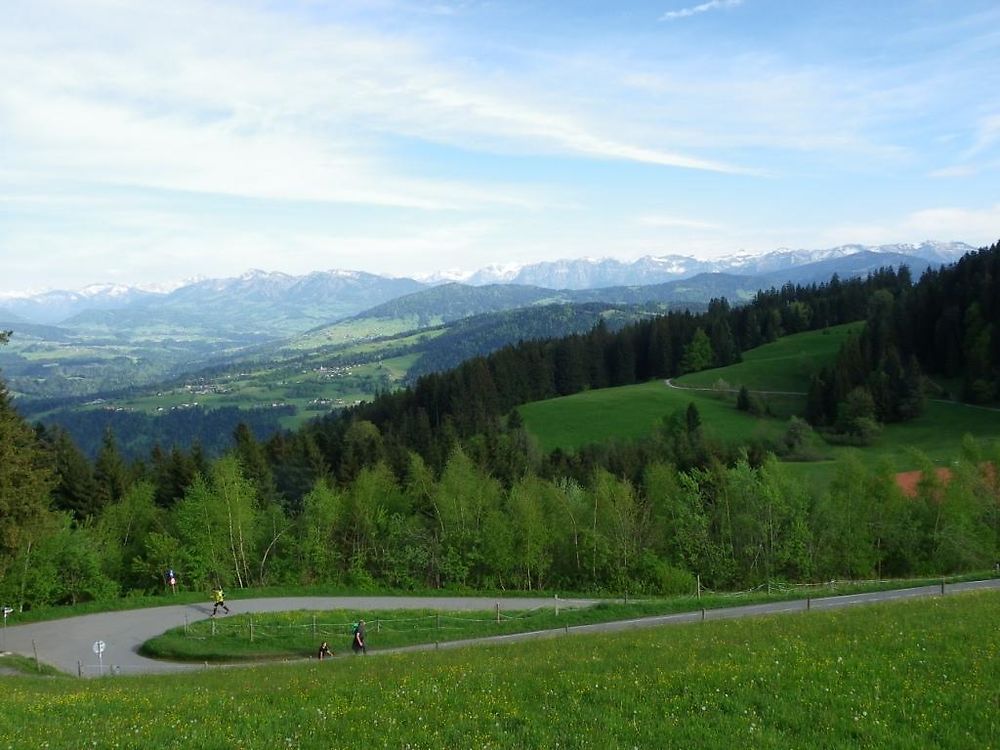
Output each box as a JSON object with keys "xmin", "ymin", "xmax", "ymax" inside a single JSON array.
[
  {"xmin": 446, "ymin": 241, "xmax": 974, "ymax": 289},
  {"xmin": 0, "ymin": 241, "xmax": 976, "ymax": 326}
]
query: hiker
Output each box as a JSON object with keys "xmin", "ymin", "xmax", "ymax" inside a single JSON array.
[
  {"xmin": 351, "ymin": 619, "xmax": 366, "ymax": 654},
  {"xmin": 211, "ymin": 586, "xmax": 230, "ymax": 617},
  {"xmin": 317, "ymin": 641, "xmax": 333, "ymax": 660}
]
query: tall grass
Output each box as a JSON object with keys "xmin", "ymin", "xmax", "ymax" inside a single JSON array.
[{"xmin": 2, "ymin": 591, "xmax": 997, "ymax": 748}]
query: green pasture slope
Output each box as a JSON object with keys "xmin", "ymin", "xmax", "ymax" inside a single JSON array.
[
  {"xmin": 2, "ymin": 592, "xmax": 997, "ymax": 748},
  {"xmin": 673, "ymin": 322, "xmax": 861, "ymax": 392},
  {"xmin": 520, "ymin": 324, "xmax": 1000, "ymax": 481},
  {"xmin": 519, "ymin": 379, "xmax": 788, "ymax": 452},
  {"xmin": 519, "ymin": 325, "xmax": 857, "ymax": 453}
]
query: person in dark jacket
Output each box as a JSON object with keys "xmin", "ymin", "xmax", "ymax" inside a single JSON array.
[{"xmin": 351, "ymin": 619, "xmax": 366, "ymax": 654}]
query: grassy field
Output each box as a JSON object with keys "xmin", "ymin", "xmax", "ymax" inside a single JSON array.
[
  {"xmin": 519, "ymin": 380, "xmax": 792, "ymax": 453},
  {"xmin": 518, "ymin": 326, "xmax": 860, "ymax": 453},
  {"xmin": 137, "ymin": 573, "xmax": 997, "ymax": 662},
  {"xmin": 782, "ymin": 398, "xmax": 1000, "ymax": 486},
  {"xmin": 521, "ymin": 325, "xmax": 1000, "ymax": 485},
  {"xmin": 673, "ymin": 322, "xmax": 861, "ymax": 392},
  {"xmin": 2, "ymin": 592, "xmax": 997, "ymax": 748}
]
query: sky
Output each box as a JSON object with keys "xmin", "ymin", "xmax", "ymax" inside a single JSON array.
[{"xmin": 1, "ymin": 0, "xmax": 999, "ymax": 294}]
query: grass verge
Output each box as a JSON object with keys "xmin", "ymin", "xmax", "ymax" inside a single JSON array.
[{"xmin": 139, "ymin": 572, "xmax": 998, "ymax": 662}]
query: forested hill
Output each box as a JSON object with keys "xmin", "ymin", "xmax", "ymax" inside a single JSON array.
[
  {"xmin": 342, "ymin": 274, "xmax": 758, "ymax": 330},
  {"xmin": 806, "ymin": 241, "xmax": 1000, "ymax": 432},
  {"xmin": 309, "ymin": 241, "xmax": 1000, "ymax": 474},
  {"xmin": 312, "ymin": 266, "xmax": 897, "ymax": 466},
  {"xmin": 352, "ymin": 283, "xmax": 563, "ymax": 327},
  {"xmin": 405, "ymin": 302, "xmax": 694, "ymax": 381},
  {"xmin": 2, "ymin": 245, "xmax": 999, "ymax": 607}
]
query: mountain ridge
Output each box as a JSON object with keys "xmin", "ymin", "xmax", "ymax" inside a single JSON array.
[{"xmin": 0, "ymin": 241, "xmax": 974, "ymax": 329}]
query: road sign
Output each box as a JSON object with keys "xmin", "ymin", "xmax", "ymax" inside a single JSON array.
[
  {"xmin": 2, "ymin": 606, "xmax": 12, "ymax": 617},
  {"xmin": 92, "ymin": 640, "xmax": 106, "ymax": 655}
]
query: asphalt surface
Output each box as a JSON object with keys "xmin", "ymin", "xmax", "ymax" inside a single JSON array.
[
  {"xmin": 2, "ymin": 581, "xmax": 997, "ymax": 678},
  {"xmin": 0, "ymin": 595, "xmax": 594, "ymax": 677}
]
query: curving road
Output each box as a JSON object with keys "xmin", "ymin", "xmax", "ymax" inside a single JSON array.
[
  {"xmin": 2, "ymin": 581, "xmax": 998, "ymax": 677},
  {"xmin": 0, "ymin": 595, "xmax": 594, "ymax": 677}
]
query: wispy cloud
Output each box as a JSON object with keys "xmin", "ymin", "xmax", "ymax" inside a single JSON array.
[
  {"xmin": 830, "ymin": 203, "xmax": 1000, "ymax": 248},
  {"xmin": 660, "ymin": 0, "xmax": 743, "ymax": 22},
  {"xmin": 638, "ymin": 215, "xmax": 721, "ymax": 230},
  {"xmin": 0, "ymin": 0, "xmax": 747, "ymax": 223},
  {"xmin": 964, "ymin": 113, "xmax": 1000, "ymax": 157}
]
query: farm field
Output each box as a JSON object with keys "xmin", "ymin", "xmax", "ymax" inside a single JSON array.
[
  {"xmin": 2, "ymin": 591, "xmax": 997, "ymax": 748},
  {"xmin": 104, "ymin": 347, "xmax": 427, "ymax": 430}
]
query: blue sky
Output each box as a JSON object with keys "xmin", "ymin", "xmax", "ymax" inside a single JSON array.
[{"xmin": 1, "ymin": 0, "xmax": 998, "ymax": 293}]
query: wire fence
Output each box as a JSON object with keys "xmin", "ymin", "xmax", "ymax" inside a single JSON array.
[
  {"xmin": 171, "ymin": 573, "xmax": 982, "ymax": 648},
  {"xmin": 183, "ymin": 601, "xmax": 561, "ymax": 642}
]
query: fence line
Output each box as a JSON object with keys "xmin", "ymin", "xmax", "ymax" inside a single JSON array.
[{"xmin": 178, "ymin": 575, "xmax": 971, "ymax": 644}]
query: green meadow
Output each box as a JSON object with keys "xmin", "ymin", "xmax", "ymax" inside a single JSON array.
[
  {"xmin": 674, "ymin": 322, "xmax": 861, "ymax": 392},
  {"xmin": 2, "ymin": 592, "xmax": 997, "ymax": 748},
  {"xmin": 518, "ymin": 326, "xmax": 860, "ymax": 454},
  {"xmin": 519, "ymin": 379, "xmax": 788, "ymax": 453},
  {"xmin": 520, "ymin": 325, "xmax": 1000, "ymax": 486}
]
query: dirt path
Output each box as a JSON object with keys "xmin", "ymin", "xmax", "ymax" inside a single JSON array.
[{"xmin": 664, "ymin": 378, "xmax": 806, "ymax": 396}]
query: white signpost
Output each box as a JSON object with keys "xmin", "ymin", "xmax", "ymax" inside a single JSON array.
[
  {"xmin": 2, "ymin": 606, "xmax": 12, "ymax": 652},
  {"xmin": 92, "ymin": 639, "xmax": 106, "ymax": 675}
]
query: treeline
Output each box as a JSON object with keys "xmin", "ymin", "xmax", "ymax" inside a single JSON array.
[
  {"xmin": 3, "ymin": 244, "xmax": 1000, "ymax": 609},
  {"xmin": 904, "ymin": 241, "xmax": 1000, "ymax": 401},
  {"xmin": 40, "ymin": 404, "xmax": 294, "ymax": 460},
  {"xmin": 312, "ymin": 266, "xmax": 910, "ymax": 476},
  {"xmin": 806, "ymin": 240, "xmax": 1000, "ymax": 439},
  {"xmin": 4, "ymin": 400, "xmax": 999, "ymax": 610},
  {"xmin": 406, "ymin": 303, "xmax": 645, "ymax": 380}
]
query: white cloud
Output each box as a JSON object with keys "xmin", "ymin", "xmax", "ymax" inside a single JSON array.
[
  {"xmin": 0, "ymin": 0, "xmax": 746, "ymax": 223},
  {"xmin": 828, "ymin": 204, "xmax": 1000, "ymax": 248},
  {"xmin": 638, "ymin": 215, "xmax": 721, "ymax": 230},
  {"xmin": 964, "ymin": 113, "xmax": 1000, "ymax": 157},
  {"xmin": 928, "ymin": 164, "xmax": 979, "ymax": 178},
  {"xmin": 660, "ymin": 0, "xmax": 743, "ymax": 22}
]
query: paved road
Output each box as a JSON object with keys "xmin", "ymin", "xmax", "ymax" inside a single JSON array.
[
  {"xmin": 3, "ymin": 581, "xmax": 997, "ymax": 677},
  {"xmin": 0, "ymin": 595, "xmax": 594, "ymax": 677},
  {"xmin": 380, "ymin": 579, "xmax": 1000, "ymax": 656}
]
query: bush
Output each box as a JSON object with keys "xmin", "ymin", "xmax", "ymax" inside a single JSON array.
[{"xmin": 633, "ymin": 553, "xmax": 696, "ymax": 596}]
